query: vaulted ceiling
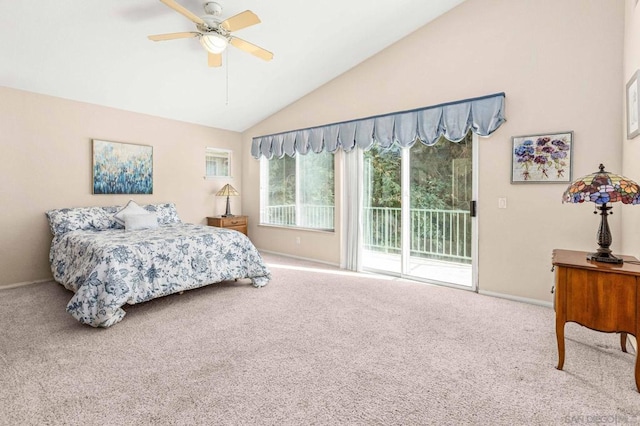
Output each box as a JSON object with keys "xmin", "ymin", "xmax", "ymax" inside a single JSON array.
[{"xmin": 0, "ymin": 0, "xmax": 465, "ymax": 131}]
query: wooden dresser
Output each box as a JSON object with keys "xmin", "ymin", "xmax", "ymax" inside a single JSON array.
[
  {"xmin": 552, "ymin": 249, "xmax": 640, "ymax": 391},
  {"xmin": 207, "ymin": 215, "xmax": 248, "ymax": 236}
]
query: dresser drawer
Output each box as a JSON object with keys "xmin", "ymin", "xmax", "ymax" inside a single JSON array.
[
  {"xmin": 225, "ymin": 225, "xmax": 248, "ymax": 235},
  {"xmin": 207, "ymin": 216, "xmax": 248, "ymax": 236},
  {"xmin": 217, "ymin": 216, "xmax": 247, "ymax": 227}
]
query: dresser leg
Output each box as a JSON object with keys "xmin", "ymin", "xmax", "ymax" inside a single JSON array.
[
  {"xmin": 621, "ymin": 332, "xmax": 628, "ymax": 353},
  {"xmin": 556, "ymin": 320, "xmax": 565, "ymax": 370}
]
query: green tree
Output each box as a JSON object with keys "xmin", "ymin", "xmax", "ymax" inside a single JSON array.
[
  {"xmin": 364, "ymin": 132, "xmax": 472, "ymax": 210},
  {"xmin": 267, "ymin": 155, "xmax": 296, "ymax": 206}
]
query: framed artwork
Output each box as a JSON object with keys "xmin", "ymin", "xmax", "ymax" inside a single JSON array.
[
  {"xmin": 627, "ymin": 70, "xmax": 640, "ymax": 139},
  {"xmin": 92, "ymin": 139, "xmax": 153, "ymax": 194},
  {"xmin": 511, "ymin": 131, "xmax": 573, "ymax": 184}
]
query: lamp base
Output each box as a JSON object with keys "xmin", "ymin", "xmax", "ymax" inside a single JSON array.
[
  {"xmin": 586, "ymin": 202, "xmax": 623, "ymax": 264},
  {"xmin": 586, "ymin": 252, "xmax": 623, "ymax": 264},
  {"xmin": 221, "ymin": 195, "xmax": 233, "ymax": 217},
  {"xmin": 220, "ymin": 214, "xmax": 235, "ymax": 218}
]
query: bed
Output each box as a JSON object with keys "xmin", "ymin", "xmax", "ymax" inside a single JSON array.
[{"xmin": 46, "ymin": 202, "xmax": 271, "ymax": 328}]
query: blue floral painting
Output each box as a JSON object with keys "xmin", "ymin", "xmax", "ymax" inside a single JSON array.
[
  {"xmin": 93, "ymin": 140, "xmax": 153, "ymax": 194},
  {"xmin": 511, "ymin": 132, "xmax": 573, "ymax": 183}
]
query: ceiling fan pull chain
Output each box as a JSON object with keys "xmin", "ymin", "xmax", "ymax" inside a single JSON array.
[{"xmin": 225, "ymin": 49, "xmax": 229, "ymax": 106}]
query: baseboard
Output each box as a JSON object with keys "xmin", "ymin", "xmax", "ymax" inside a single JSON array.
[
  {"xmin": 258, "ymin": 249, "xmax": 341, "ymax": 268},
  {"xmin": 0, "ymin": 278, "xmax": 52, "ymax": 290},
  {"xmin": 478, "ymin": 289, "xmax": 553, "ymax": 309}
]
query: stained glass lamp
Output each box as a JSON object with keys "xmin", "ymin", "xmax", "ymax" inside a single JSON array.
[
  {"xmin": 562, "ymin": 164, "xmax": 640, "ymax": 264},
  {"xmin": 216, "ymin": 184, "xmax": 239, "ymax": 217}
]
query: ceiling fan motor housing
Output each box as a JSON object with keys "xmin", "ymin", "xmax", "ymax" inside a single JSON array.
[{"xmin": 198, "ymin": 17, "xmax": 229, "ymax": 37}]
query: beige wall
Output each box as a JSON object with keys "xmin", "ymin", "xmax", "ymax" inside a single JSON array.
[
  {"xmin": 0, "ymin": 0, "xmax": 627, "ymax": 304},
  {"xmin": 0, "ymin": 86, "xmax": 242, "ymax": 287},
  {"xmin": 622, "ymin": 0, "xmax": 640, "ymax": 257},
  {"xmin": 242, "ymin": 0, "xmax": 624, "ymax": 303}
]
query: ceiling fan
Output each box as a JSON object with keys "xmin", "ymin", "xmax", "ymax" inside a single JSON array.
[{"xmin": 148, "ymin": 0, "xmax": 273, "ymax": 68}]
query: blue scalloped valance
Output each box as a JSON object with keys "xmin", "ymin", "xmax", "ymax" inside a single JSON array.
[{"xmin": 251, "ymin": 92, "xmax": 506, "ymax": 159}]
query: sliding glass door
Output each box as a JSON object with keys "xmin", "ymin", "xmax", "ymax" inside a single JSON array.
[
  {"xmin": 362, "ymin": 134, "xmax": 476, "ymax": 288},
  {"xmin": 362, "ymin": 144, "xmax": 402, "ymax": 274}
]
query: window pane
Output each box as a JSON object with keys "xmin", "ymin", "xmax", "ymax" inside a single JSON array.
[
  {"xmin": 299, "ymin": 151, "xmax": 334, "ymax": 230},
  {"xmin": 409, "ymin": 134, "xmax": 472, "ymax": 264},
  {"xmin": 363, "ymin": 144, "xmax": 402, "ymax": 265},
  {"xmin": 205, "ymin": 148, "xmax": 231, "ymax": 178},
  {"xmin": 263, "ymin": 155, "xmax": 296, "ymax": 226},
  {"xmin": 260, "ymin": 152, "xmax": 334, "ymax": 231}
]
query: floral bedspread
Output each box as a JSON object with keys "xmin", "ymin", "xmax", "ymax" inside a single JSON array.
[{"xmin": 49, "ymin": 223, "xmax": 271, "ymax": 328}]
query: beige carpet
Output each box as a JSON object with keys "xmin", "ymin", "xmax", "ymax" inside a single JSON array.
[{"xmin": 1, "ymin": 252, "xmax": 640, "ymax": 425}]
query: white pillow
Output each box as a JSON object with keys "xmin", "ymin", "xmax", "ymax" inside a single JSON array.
[
  {"xmin": 113, "ymin": 200, "xmax": 148, "ymax": 226},
  {"xmin": 124, "ymin": 213, "xmax": 159, "ymax": 231}
]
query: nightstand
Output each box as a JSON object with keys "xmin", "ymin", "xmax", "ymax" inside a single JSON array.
[{"xmin": 207, "ymin": 215, "xmax": 248, "ymax": 236}]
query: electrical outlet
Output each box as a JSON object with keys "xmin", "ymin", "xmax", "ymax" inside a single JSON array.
[{"xmin": 296, "ymin": 237, "xmax": 301, "ymax": 245}]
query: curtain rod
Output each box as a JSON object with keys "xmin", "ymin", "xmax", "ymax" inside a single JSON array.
[{"xmin": 253, "ymin": 92, "xmax": 506, "ymax": 140}]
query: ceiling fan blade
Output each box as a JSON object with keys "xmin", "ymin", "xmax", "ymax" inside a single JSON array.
[
  {"xmin": 148, "ymin": 32, "xmax": 199, "ymax": 41},
  {"xmin": 208, "ymin": 52, "xmax": 222, "ymax": 68},
  {"xmin": 221, "ymin": 10, "xmax": 261, "ymax": 32},
  {"xmin": 159, "ymin": 0, "xmax": 205, "ymax": 25},
  {"xmin": 230, "ymin": 37, "xmax": 273, "ymax": 61}
]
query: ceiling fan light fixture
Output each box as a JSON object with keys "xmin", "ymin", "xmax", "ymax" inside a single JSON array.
[{"xmin": 200, "ymin": 32, "xmax": 228, "ymax": 54}]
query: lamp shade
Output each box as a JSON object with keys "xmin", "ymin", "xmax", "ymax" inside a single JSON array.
[
  {"xmin": 562, "ymin": 164, "xmax": 640, "ymax": 264},
  {"xmin": 216, "ymin": 184, "xmax": 239, "ymax": 197},
  {"xmin": 562, "ymin": 164, "xmax": 640, "ymax": 205},
  {"xmin": 200, "ymin": 33, "xmax": 228, "ymax": 54},
  {"xmin": 562, "ymin": 164, "xmax": 640, "ymax": 204}
]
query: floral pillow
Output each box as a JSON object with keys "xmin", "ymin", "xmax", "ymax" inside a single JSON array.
[
  {"xmin": 46, "ymin": 206, "xmax": 114, "ymax": 236},
  {"xmin": 46, "ymin": 202, "xmax": 182, "ymax": 235},
  {"xmin": 143, "ymin": 203, "xmax": 181, "ymax": 225}
]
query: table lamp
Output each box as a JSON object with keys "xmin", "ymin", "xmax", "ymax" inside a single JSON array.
[
  {"xmin": 562, "ymin": 164, "xmax": 640, "ymax": 264},
  {"xmin": 216, "ymin": 184, "xmax": 239, "ymax": 217}
]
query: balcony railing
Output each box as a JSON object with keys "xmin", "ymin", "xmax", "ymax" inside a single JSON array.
[
  {"xmin": 262, "ymin": 204, "xmax": 335, "ymax": 230},
  {"xmin": 364, "ymin": 207, "xmax": 471, "ymax": 264},
  {"xmin": 262, "ymin": 205, "xmax": 471, "ymax": 263}
]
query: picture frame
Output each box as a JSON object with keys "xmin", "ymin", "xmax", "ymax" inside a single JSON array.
[
  {"xmin": 511, "ymin": 131, "xmax": 573, "ymax": 184},
  {"xmin": 627, "ymin": 70, "xmax": 640, "ymax": 139},
  {"xmin": 92, "ymin": 139, "xmax": 153, "ymax": 194}
]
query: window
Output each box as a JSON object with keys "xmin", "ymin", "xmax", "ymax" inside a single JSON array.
[
  {"xmin": 205, "ymin": 148, "xmax": 231, "ymax": 178},
  {"xmin": 260, "ymin": 151, "xmax": 335, "ymax": 231}
]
